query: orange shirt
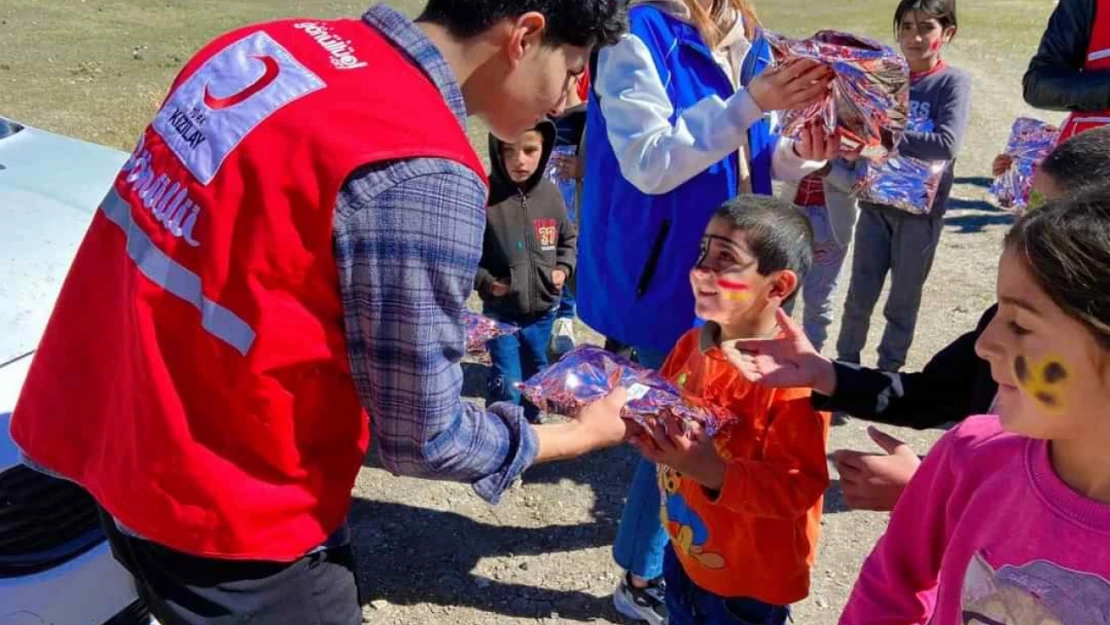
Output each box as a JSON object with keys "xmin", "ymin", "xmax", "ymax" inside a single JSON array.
[{"xmin": 657, "ymin": 325, "xmax": 831, "ymax": 605}]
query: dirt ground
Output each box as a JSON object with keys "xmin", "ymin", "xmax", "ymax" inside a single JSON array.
[{"xmin": 0, "ymin": 1, "xmax": 1067, "ymax": 623}]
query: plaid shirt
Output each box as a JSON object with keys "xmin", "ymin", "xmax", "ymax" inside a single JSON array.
[{"xmin": 332, "ymin": 4, "xmax": 538, "ymax": 503}]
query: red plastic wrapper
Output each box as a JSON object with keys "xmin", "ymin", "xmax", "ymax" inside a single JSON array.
[
  {"xmin": 463, "ymin": 311, "xmax": 517, "ymax": 354},
  {"xmin": 990, "ymin": 117, "xmax": 1059, "ymax": 212},
  {"xmin": 856, "ymin": 112, "xmax": 947, "ymax": 215},
  {"xmin": 518, "ymin": 346, "xmax": 728, "ymax": 435},
  {"xmin": 764, "ymin": 29, "xmax": 910, "ymax": 162}
]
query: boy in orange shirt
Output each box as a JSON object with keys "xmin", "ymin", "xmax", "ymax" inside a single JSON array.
[{"xmin": 632, "ymin": 195, "xmax": 831, "ymax": 625}]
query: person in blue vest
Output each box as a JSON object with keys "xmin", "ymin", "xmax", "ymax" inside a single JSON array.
[{"xmin": 576, "ymin": 1, "xmax": 841, "ymax": 622}]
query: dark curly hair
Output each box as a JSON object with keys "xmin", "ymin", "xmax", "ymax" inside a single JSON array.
[
  {"xmin": 417, "ymin": 0, "xmax": 627, "ymax": 49},
  {"xmin": 1005, "ymin": 187, "xmax": 1110, "ymax": 350},
  {"xmin": 1039, "ymin": 126, "xmax": 1110, "ymax": 193}
]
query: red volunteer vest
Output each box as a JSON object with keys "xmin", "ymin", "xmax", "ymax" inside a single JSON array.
[
  {"xmin": 12, "ymin": 18, "xmax": 486, "ymax": 560},
  {"xmin": 1059, "ymin": 0, "xmax": 1110, "ymax": 142}
]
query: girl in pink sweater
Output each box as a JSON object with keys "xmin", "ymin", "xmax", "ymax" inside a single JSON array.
[{"xmin": 839, "ymin": 191, "xmax": 1110, "ymax": 625}]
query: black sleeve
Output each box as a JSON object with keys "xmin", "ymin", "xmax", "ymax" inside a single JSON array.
[
  {"xmin": 812, "ymin": 306, "xmax": 998, "ymax": 429},
  {"xmin": 1023, "ymin": 0, "xmax": 1110, "ymax": 112}
]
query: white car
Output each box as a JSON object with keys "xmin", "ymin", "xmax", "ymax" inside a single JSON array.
[{"xmin": 0, "ymin": 116, "xmax": 150, "ymax": 624}]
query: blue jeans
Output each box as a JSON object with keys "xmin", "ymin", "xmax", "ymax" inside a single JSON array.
[
  {"xmin": 556, "ymin": 286, "xmax": 576, "ymax": 320},
  {"xmin": 664, "ymin": 547, "xmax": 789, "ymax": 625},
  {"xmin": 485, "ymin": 307, "xmax": 558, "ymax": 421},
  {"xmin": 611, "ymin": 343, "xmax": 671, "ymax": 579}
]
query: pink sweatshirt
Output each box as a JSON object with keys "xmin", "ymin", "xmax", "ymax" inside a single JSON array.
[{"xmin": 839, "ymin": 416, "xmax": 1110, "ymax": 625}]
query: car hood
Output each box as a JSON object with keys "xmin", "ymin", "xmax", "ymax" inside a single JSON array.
[{"xmin": 0, "ymin": 123, "xmax": 127, "ymax": 367}]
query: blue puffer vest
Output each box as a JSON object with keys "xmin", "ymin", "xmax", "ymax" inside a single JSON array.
[{"xmin": 577, "ymin": 5, "xmax": 779, "ymax": 353}]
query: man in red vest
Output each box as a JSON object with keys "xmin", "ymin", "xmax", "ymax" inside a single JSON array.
[
  {"xmin": 1025, "ymin": 0, "xmax": 1110, "ymax": 141},
  {"xmin": 10, "ymin": 2, "xmax": 627, "ymax": 623}
]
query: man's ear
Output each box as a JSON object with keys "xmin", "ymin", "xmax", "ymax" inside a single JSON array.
[
  {"xmin": 769, "ymin": 270, "xmax": 799, "ymax": 304},
  {"xmin": 506, "ymin": 12, "xmax": 548, "ymax": 68}
]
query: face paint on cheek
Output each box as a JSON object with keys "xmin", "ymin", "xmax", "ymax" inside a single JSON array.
[
  {"xmin": 929, "ymin": 39, "xmax": 941, "ymax": 52},
  {"xmin": 716, "ymin": 279, "xmax": 752, "ymax": 302},
  {"xmin": 1012, "ymin": 355, "xmax": 1070, "ymax": 414}
]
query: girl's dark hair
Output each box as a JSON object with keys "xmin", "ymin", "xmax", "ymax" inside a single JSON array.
[
  {"xmin": 894, "ymin": 0, "xmax": 958, "ymax": 35},
  {"xmin": 713, "ymin": 195, "xmax": 814, "ymax": 305},
  {"xmin": 417, "ymin": 0, "xmax": 627, "ymax": 49},
  {"xmin": 1040, "ymin": 126, "xmax": 1110, "ymax": 192},
  {"xmin": 1004, "ymin": 189, "xmax": 1110, "ymax": 349}
]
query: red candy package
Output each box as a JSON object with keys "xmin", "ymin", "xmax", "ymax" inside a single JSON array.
[
  {"xmin": 518, "ymin": 346, "xmax": 727, "ymax": 435},
  {"xmin": 463, "ymin": 311, "xmax": 518, "ymax": 354},
  {"xmin": 763, "ymin": 29, "xmax": 910, "ymax": 162}
]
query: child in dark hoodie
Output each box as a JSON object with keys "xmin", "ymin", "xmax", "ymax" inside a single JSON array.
[{"xmin": 476, "ymin": 120, "xmax": 577, "ymax": 422}]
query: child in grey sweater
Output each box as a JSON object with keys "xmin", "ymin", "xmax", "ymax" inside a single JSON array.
[{"xmin": 824, "ymin": 0, "xmax": 971, "ymax": 372}]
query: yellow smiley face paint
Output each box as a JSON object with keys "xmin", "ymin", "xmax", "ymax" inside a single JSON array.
[{"xmin": 1013, "ymin": 354, "xmax": 1069, "ymax": 414}]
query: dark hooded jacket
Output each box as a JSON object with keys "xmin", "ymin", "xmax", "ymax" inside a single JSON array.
[
  {"xmin": 476, "ymin": 119, "xmax": 577, "ymax": 317},
  {"xmin": 1023, "ymin": 0, "xmax": 1110, "ymax": 112}
]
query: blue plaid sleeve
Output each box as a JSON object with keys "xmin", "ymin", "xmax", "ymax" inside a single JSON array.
[{"xmin": 334, "ymin": 158, "xmax": 539, "ymax": 503}]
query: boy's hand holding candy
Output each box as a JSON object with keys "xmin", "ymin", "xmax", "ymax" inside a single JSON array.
[{"xmin": 632, "ymin": 413, "xmax": 726, "ymax": 491}]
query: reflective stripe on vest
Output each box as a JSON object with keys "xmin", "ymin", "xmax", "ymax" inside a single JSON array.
[{"xmin": 99, "ymin": 188, "xmax": 257, "ymax": 355}]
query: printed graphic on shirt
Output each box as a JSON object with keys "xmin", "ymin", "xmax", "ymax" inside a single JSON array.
[
  {"xmin": 533, "ymin": 218, "xmax": 558, "ymax": 251},
  {"xmin": 153, "ymin": 31, "xmax": 325, "ymax": 184},
  {"xmin": 1012, "ymin": 355, "xmax": 1069, "ymax": 414},
  {"xmin": 961, "ymin": 553, "xmax": 1110, "ymax": 625},
  {"xmin": 910, "ymin": 101, "xmax": 933, "ymax": 123},
  {"xmin": 658, "ymin": 466, "xmax": 726, "ymax": 570}
]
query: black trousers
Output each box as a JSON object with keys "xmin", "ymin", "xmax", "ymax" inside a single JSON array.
[{"xmin": 100, "ymin": 510, "xmax": 361, "ymax": 625}]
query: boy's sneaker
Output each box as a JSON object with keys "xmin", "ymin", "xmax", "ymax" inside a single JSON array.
[
  {"xmin": 550, "ymin": 318, "xmax": 577, "ymax": 356},
  {"xmin": 613, "ymin": 574, "xmax": 667, "ymax": 625}
]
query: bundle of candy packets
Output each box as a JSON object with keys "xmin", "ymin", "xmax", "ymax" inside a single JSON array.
[
  {"xmin": 989, "ymin": 117, "xmax": 1059, "ymax": 212},
  {"xmin": 764, "ymin": 29, "xmax": 909, "ymax": 162},
  {"xmin": 463, "ymin": 311, "xmax": 518, "ymax": 354},
  {"xmin": 518, "ymin": 346, "xmax": 728, "ymax": 434},
  {"xmin": 856, "ymin": 113, "xmax": 948, "ymax": 215}
]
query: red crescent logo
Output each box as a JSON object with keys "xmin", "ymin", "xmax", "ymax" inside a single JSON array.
[{"xmin": 202, "ymin": 55, "xmax": 280, "ymax": 110}]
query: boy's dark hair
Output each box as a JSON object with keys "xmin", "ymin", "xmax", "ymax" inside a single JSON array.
[
  {"xmin": 894, "ymin": 0, "xmax": 958, "ymax": 36},
  {"xmin": 1005, "ymin": 187, "xmax": 1110, "ymax": 349},
  {"xmin": 417, "ymin": 0, "xmax": 627, "ymax": 49},
  {"xmin": 1040, "ymin": 126, "xmax": 1110, "ymax": 193},
  {"xmin": 713, "ymin": 195, "xmax": 814, "ymax": 306}
]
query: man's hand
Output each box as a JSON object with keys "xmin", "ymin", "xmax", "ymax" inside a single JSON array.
[
  {"xmin": 552, "ymin": 269, "xmax": 567, "ymax": 290},
  {"xmin": 722, "ymin": 308, "xmax": 837, "ymax": 395},
  {"xmin": 992, "ymin": 153, "xmax": 1014, "ymax": 177},
  {"xmin": 832, "ymin": 427, "xmax": 921, "ymax": 512},
  {"xmin": 631, "ymin": 414, "xmax": 725, "ymax": 491},
  {"xmin": 534, "ymin": 387, "xmax": 630, "ymax": 464},
  {"xmin": 490, "ymin": 280, "xmax": 510, "ymax": 297}
]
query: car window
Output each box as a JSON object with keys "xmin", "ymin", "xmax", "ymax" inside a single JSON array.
[{"xmin": 0, "ymin": 118, "xmax": 23, "ymax": 140}]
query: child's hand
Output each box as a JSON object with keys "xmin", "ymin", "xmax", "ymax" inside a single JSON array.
[
  {"xmin": 722, "ymin": 309, "xmax": 837, "ymax": 395},
  {"xmin": 632, "ymin": 413, "xmax": 725, "ymax": 491},
  {"xmin": 552, "ymin": 269, "xmax": 567, "ymax": 289},
  {"xmin": 832, "ymin": 427, "xmax": 921, "ymax": 511},
  {"xmin": 992, "ymin": 153, "xmax": 1013, "ymax": 177},
  {"xmin": 490, "ymin": 281, "xmax": 510, "ymax": 297}
]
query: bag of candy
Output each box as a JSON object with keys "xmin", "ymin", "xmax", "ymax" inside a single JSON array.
[
  {"xmin": 763, "ymin": 29, "xmax": 910, "ymax": 162},
  {"xmin": 856, "ymin": 113, "xmax": 948, "ymax": 215},
  {"xmin": 518, "ymin": 346, "xmax": 727, "ymax": 435},
  {"xmin": 463, "ymin": 311, "xmax": 518, "ymax": 354},
  {"xmin": 989, "ymin": 117, "xmax": 1059, "ymax": 212}
]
